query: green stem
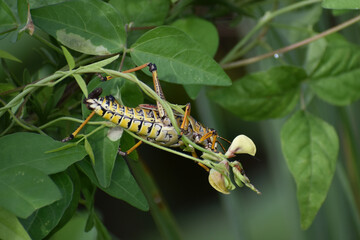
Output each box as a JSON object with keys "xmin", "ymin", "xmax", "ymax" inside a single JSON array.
[
  {"xmin": 125, "ymin": 154, "xmax": 182, "ymax": 240},
  {"xmin": 74, "ymin": 125, "xmax": 107, "ymax": 145},
  {"xmin": 337, "ymin": 163, "xmax": 360, "ymax": 236},
  {"xmin": 9, "ymin": 111, "xmax": 44, "ymax": 134},
  {"xmin": 0, "ymin": 97, "xmax": 45, "ymax": 134},
  {"xmin": 124, "ymin": 130, "xmax": 216, "ymax": 169},
  {"xmin": 31, "ymin": 31, "xmax": 63, "ymax": 55},
  {"xmin": 38, "ymin": 116, "xmax": 106, "ymax": 130},
  {"xmin": 220, "ymin": 0, "xmax": 322, "ymax": 64},
  {"xmin": 338, "ymin": 106, "xmax": 360, "ymax": 217},
  {"xmin": 74, "ymin": 54, "xmax": 117, "ymax": 70},
  {"xmin": 0, "ymin": 120, "xmax": 15, "ymax": 137},
  {"xmin": 0, "ymin": 72, "xmax": 63, "ymax": 117}
]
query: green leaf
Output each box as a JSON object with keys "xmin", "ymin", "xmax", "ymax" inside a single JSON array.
[
  {"xmin": 109, "ymin": 0, "xmax": 169, "ymax": 27},
  {"xmin": 20, "ymin": 172, "xmax": 74, "ymax": 240},
  {"xmin": 87, "ymin": 127, "xmax": 120, "ymax": 188},
  {"xmin": 322, "ymin": 0, "xmax": 360, "ymax": 9},
  {"xmin": 131, "ymin": 26, "xmax": 231, "ymax": 86},
  {"xmin": 48, "ymin": 213, "xmax": 97, "ymax": 240},
  {"xmin": 0, "ymin": 207, "xmax": 31, "ymax": 240},
  {"xmin": 61, "ymin": 46, "xmax": 75, "ymax": 70},
  {"xmin": 0, "ymin": 0, "xmax": 18, "ymax": 34},
  {"xmin": 47, "ymin": 166, "xmax": 81, "ymax": 238},
  {"xmin": 77, "ymin": 158, "xmax": 149, "ymax": 211},
  {"xmin": 119, "ymin": 79, "xmax": 143, "ymax": 107},
  {"xmin": 31, "ymin": 0, "xmax": 126, "ymax": 55},
  {"xmin": 73, "ymin": 74, "xmax": 88, "ymax": 98},
  {"xmin": 208, "ymin": 66, "xmax": 307, "ymax": 120},
  {"xmin": 29, "ymin": 0, "xmax": 68, "ymax": 9},
  {"xmin": 0, "ymin": 49, "xmax": 21, "ymax": 62},
  {"xmin": 304, "ymin": 37, "xmax": 327, "ymax": 75},
  {"xmin": 183, "ymin": 84, "xmax": 202, "ymax": 100},
  {"xmin": 84, "ymin": 137, "xmax": 95, "ymax": 165},
  {"xmin": 0, "ymin": 0, "xmax": 30, "ymax": 37},
  {"xmin": 17, "ymin": 0, "xmax": 28, "ymax": 24},
  {"xmin": 82, "ymin": 55, "xmax": 120, "ymax": 71},
  {"xmin": 0, "ymin": 132, "xmax": 87, "ymax": 174},
  {"xmin": 171, "ymin": 17, "xmax": 219, "ymax": 57},
  {"xmin": 281, "ymin": 110, "xmax": 339, "ymax": 229},
  {"xmin": 0, "ymin": 165, "xmax": 62, "ymax": 218},
  {"xmin": 309, "ymin": 35, "xmax": 360, "ymax": 105}
]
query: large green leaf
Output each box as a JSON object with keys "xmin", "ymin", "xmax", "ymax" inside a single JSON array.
[
  {"xmin": 208, "ymin": 66, "xmax": 307, "ymax": 120},
  {"xmin": 31, "ymin": 0, "xmax": 126, "ymax": 55},
  {"xmin": 131, "ymin": 26, "xmax": 231, "ymax": 86},
  {"xmin": 0, "ymin": 165, "xmax": 61, "ymax": 218},
  {"xmin": 171, "ymin": 17, "xmax": 220, "ymax": 99},
  {"xmin": 322, "ymin": 0, "xmax": 360, "ymax": 9},
  {"xmin": 0, "ymin": 132, "xmax": 87, "ymax": 174},
  {"xmin": 281, "ymin": 110, "xmax": 338, "ymax": 229},
  {"xmin": 171, "ymin": 17, "xmax": 219, "ymax": 57},
  {"xmin": 0, "ymin": 207, "xmax": 31, "ymax": 240},
  {"xmin": 109, "ymin": 0, "xmax": 169, "ymax": 27},
  {"xmin": 309, "ymin": 35, "xmax": 360, "ymax": 105},
  {"xmin": 77, "ymin": 158, "xmax": 149, "ymax": 211},
  {"xmin": 20, "ymin": 172, "xmax": 73, "ymax": 240}
]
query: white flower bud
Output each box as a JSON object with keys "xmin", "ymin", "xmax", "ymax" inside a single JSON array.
[{"xmin": 225, "ymin": 135, "xmax": 256, "ymax": 158}]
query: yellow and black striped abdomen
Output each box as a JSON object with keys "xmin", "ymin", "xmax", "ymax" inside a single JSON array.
[
  {"xmin": 86, "ymin": 95, "xmax": 157, "ymax": 133},
  {"xmin": 85, "ymin": 95, "xmax": 179, "ymax": 146}
]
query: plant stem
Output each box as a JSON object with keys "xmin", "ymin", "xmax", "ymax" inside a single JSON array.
[
  {"xmin": 38, "ymin": 116, "xmax": 106, "ymax": 129},
  {"xmin": 124, "ymin": 130, "xmax": 216, "ymax": 168},
  {"xmin": 337, "ymin": 163, "xmax": 360, "ymax": 236},
  {"xmin": 338, "ymin": 106, "xmax": 360, "ymax": 218},
  {"xmin": 31, "ymin": 31, "xmax": 63, "ymax": 55},
  {"xmin": 222, "ymin": 14, "xmax": 360, "ymax": 69},
  {"xmin": 0, "ymin": 98, "xmax": 45, "ymax": 134},
  {"xmin": 220, "ymin": 0, "xmax": 322, "ymax": 65},
  {"xmin": 0, "ymin": 72, "xmax": 63, "ymax": 117},
  {"xmin": 125, "ymin": 154, "xmax": 182, "ymax": 240}
]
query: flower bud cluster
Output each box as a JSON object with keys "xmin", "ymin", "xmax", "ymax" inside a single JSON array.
[{"xmin": 205, "ymin": 135, "xmax": 261, "ymax": 195}]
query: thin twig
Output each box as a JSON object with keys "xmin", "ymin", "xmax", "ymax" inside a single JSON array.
[
  {"xmin": 222, "ymin": 14, "xmax": 360, "ymax": 69},
  {"xmin": 220, "ymin": 0, "xmax": 322, "ymax": 64}
]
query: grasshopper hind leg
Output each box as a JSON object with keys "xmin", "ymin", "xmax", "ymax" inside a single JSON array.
[{"xmin": 62, "ymin": 88, "xmax": 103, "ymax": 142}]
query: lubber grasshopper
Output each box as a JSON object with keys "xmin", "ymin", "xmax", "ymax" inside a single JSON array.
[{"xmin": 63, "ymin": 62, "xmax": 260, "ymax": 194}]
